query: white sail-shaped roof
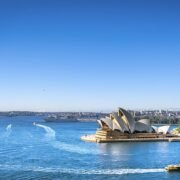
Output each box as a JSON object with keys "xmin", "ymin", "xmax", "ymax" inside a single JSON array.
[
  {"xmin": 152, "ymin": 125, "xmax": 170, "ymax": 134},
  {"xmin": 112, "ymin": 112, "xmax": 129, "ymax": 132},
  {"xmin": 97, "ymin": 108, "xmax": 155, "ymax": 134},
  {"xmin": 152, "ymin": 126, "xmax": 158, "ymax": 133},
  {"xmin": 135, "ymin": 122, "xmax": 152, "ymax": 133},
  {"xmin": 101, "ymin": 118, "xmax": 113, "ymax": 130},
  {"xmin": 157, "ymin": 125, "xmax": 170, "ymax": 134},
  {"xmin": 119, "ymin": 108, "xmax": 136, "ymax": 133},
  {"xmin": 104, "ymin": 117, "xmax": 122, "ymax": 131},
  {"xmin": 97, "ymin": 120, "xmax": 103, "ymax": 128},
  {"xmin": 112, "ymin": 121, "xmax": 122, "ymax": 131},
  {"xmin": 138, "ymin": 119, "xmax": 151, "ymax": 126}
]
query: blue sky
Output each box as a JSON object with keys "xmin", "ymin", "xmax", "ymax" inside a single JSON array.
[{"xmin": 0, "ymin": 0, "xmax": 180, "ymax": 111}]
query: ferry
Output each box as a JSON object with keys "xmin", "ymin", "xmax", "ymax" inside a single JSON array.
[{"xmin": 165, "ymin": 165, "xmax": 180, "ymax": 172}]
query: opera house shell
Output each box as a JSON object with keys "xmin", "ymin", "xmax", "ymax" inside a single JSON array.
[{"xmin": 97, "ymin": 108, "xmax": 170, "ymax": 134}]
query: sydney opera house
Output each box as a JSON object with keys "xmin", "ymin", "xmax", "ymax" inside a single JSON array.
[
  {"xmin": 97, "ymin": 108, "xmax": 169, "ymax": 134},
  {"xmin": 81, "ymin": 108, "xmax": 180, "ymax": 143}
]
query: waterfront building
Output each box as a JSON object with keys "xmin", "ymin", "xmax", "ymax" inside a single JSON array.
[{"xmin": 97, "ymin": 108, "xmax": 169, "ymax": 134}]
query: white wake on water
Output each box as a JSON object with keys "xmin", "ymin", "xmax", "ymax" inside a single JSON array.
[
  {"xmin": 6, "ymin": 124, "xmax": 12, "ymax": 131},
  {"xmin": 0, "ymin": 164, "xmax": 165, "ymax": 174},
  {"xmin": 33, "ymin": 123, "xmax": 56, "ymax": 140},
  {"xmin": 33, "ymin": 123, "xmax": 96, "ymax": 154},
  {"xmin": 5, "ymin": 124, "xmax": 12, "ymax": 137},
  {"xmin": 52, "ymin": 141, "xmax": 97, "ymax": 155}
]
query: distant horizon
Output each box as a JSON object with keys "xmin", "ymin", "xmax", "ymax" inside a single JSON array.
[{"xmin": 1, "ymin": 107, "xmax": 180, "ymax": 113}]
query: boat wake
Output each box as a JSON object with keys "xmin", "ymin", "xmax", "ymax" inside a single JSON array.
[
  {"xmin": 5, "ymin": 124, "xmax": 12, "ymax": 137},
  {"xmin": 33, "ymin": 123, "xmax": 56, "ymax": 140},
  {"xmin": 52, "ymin": 141, "xmax": 97, "ymax": 155},
  {"xmin": 6, "ymin": 124, "xmax": 12, "ymax": 131},
  {"xmin": 33, "ymin": 123, "xmax": 96, "ymax": 155},
  {"xmin": 0, "ymin": 164, "xmax": 165, "ymax": 174}
]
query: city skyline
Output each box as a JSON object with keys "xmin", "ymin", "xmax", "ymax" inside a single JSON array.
[{"xmin": 0, "ymin": 0, "xmax": 180, "ymax": 111}]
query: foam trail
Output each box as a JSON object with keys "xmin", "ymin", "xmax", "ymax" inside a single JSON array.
[
  {"xmin": 82, "ymin": 168, "xmax": 165, "ymax": 175},
  {"xmin": 33, "ymin": 123, "xmax": 56, "ymax": 140},
  {"xmin": 0, "ymin": 164, "xmax": 165, "ymax": 174},
  {"xmin": 52, "ymin": 141, "xmax": 97, "ymax": 155},
  {"xmin": 6, "ymin": 124, "xmax": 12, "ymax": 131},
  {"xmin": 5, "ymin": 124, "xmax": 12, "ymax": 137},
  {"xmin": 33, "ymin": 123, "xmax": 97, "ymax": 155}
]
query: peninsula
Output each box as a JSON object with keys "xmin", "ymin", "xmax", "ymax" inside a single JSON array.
[{"xmin": 81, "ymin": 108, "xmax": 180, "ymax": 143}]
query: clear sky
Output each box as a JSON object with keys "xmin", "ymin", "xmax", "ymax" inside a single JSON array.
[{"xmin": 0, "ymin": 0, "xmax": 180, "ymax": 112}]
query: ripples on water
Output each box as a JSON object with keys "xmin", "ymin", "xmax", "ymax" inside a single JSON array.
[{"xmin": 0, "ymin": 116, "xmax": 179, "ymax": 179}]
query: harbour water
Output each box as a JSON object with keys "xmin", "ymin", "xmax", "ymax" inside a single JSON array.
[{"xmin": 0, "ymin": 116, "xmax": 179, "ymax": 179}]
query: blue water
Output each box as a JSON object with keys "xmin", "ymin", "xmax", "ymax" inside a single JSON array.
[{"xmin": 0, "ymin": 116, "xmax": 179, "ymax": 179}]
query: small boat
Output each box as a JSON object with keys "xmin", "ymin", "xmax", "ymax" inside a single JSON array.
[{"xmin": 165, "ymin": 165, "xmax": 180, "ymax": 172}]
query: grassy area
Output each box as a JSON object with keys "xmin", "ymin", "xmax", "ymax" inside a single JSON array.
[
  {"xmin": 172, "ymin": 127, "xmax": 180, "ymax": 134},
  {"xmin": 175, "ymin": 128, "xmax": 180, "ymax": 133}
]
